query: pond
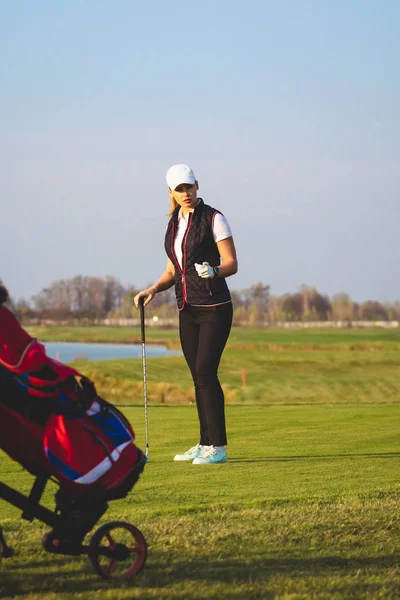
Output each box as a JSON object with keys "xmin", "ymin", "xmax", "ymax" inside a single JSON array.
[{"xmin": 44, "ymin": 342, "xmax": 181, "ymax": 363}]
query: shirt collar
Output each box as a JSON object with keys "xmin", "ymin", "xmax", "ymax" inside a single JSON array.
[{"xmin": 178, "ymin": 198, "xmax": 200, "ymax": 222}]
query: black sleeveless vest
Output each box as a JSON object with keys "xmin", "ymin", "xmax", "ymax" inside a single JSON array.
[{"xmin": 164, "ymin": 199, "xmax": 232, "ymax": 310}]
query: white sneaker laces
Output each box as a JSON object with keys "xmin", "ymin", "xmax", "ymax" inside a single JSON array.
[
  {"xmin": 186, "ymin": 444, "xmax": 201, "ymax": 454},
  {"xmin": 200, "ymin": 446, "xmax": 219, "ymax": 458}
]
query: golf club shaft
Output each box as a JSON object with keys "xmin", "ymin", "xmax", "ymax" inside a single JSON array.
[{"xmin": 139, "ymin": 298, "xmax": 149, "ymax": 458}]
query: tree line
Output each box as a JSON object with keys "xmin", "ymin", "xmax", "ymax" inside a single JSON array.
[{"xmin": 3, "ymin": 276, "xmax": 399, "ymax": 325}]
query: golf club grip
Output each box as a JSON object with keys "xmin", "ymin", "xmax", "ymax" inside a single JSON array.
[{"xmin": 139, "ymin": 297, "xmax": 145, "ymax": 343}]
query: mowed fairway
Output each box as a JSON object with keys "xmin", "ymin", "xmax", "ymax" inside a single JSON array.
[{"xmin": 1, "ymin": 327, "xmax": 400, "ymax": 599}]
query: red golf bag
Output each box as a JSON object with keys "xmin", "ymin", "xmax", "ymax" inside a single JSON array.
[
  {"xmin": 0, "ymin": 306, "xmax": 145, "ymax": 499},
  {"xmin": 0, "ymin": 296, "xmax": 148, "ymax": 579}
]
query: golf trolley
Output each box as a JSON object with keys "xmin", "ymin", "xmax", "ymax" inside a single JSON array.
[
  {"xmin": 0, "ymin": 357, "xmax": 149, "ymax": 581},
  {"xmin": 0, "ymin": 293, "xmax": 151, "ymax": 581},
  {"xmin": 0, "ymin": 459, "xmax": 147, "ymax": 580}
]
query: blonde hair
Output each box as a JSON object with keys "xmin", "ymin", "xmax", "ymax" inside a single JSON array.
[{"xmin": 168, "ymin": 197, "xmax": 179, "ymax": 219}]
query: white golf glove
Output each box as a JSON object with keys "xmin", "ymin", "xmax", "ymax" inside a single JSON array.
[{"xmin": 194, "ymin": 262, "xmax": 215, "ymax": 279}]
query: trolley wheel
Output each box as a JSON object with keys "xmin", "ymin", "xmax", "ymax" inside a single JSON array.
[{"xmin": 88, "ymin": 521, "xmax": 147, "ymax": 580}]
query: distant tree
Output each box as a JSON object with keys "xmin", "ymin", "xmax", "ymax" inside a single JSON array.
[
  {"xmin": 266, "ymin": 296, "xmax": 285, "ymax": 323},
  {"xmin": 240, "ymin": 283, "xmax": 270, "ymax": 310},
  {"xmin": 389, "ymin": 301, "xmax": 400, "ymax": 320},
  {"xmin": 248, "ymin": 302, "xmax": 263, "ymax": 326},
  {"xmin": 31, "ymin": 275, "xmax": 126, "ymax": 319},
  {"xmin": 358, "ymin": 301, "xmax": 388, "ymax": 321},
  {"xmin": 331, "ymin": 292, "xmax": 354, "ymax": 321},
  {"xmin": 282, "ymin": 293, "xmax": 303, "ymax": 320},
  {"xmin": 311, "ymin": 293, "xmax": 331, "ymax": 320},
  {"xmin": 230, "ymin": 290, "xmax": 243, "ymax": 307},
  {"xmin": 232, "ymin": 305, "xmax": 248, "ymax": 326},
  {"xmin": 102, "ymin": 275, "xmax": 125, "ymax": 313},
  {"xmin": 147, "ymin": 285, "xmax": 176, "ymax": 309},
  {"xmin": 152, "ymin": 302, "xmax": 177, "ymax": 320},
  {"xmin": 15, "ymin": 299, "xmax": 35, "ymax": 320},
  {"xmin": 9, "ymin": 274, "xmax": 400, "ymax": 326},
  {"xmin": 299, "ymin": 285, "xmax": 331, "ymax": 320},
  {"xmin": 116, "ymin": 286, "xmax": 139, "ymax": 318}
]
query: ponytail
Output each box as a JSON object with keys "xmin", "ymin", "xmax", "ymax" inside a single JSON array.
[{"xmin": 168, "ymin": 198, "xmax": 179, "ymax": 219}]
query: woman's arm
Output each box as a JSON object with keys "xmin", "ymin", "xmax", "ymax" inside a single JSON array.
[
  {"xmin": 134, "ymin": 258, "xmax": 176, "ymax": 307},
  {"xmin": 215, "ymin": 237, "xmax": 238, "ymax": 278}
]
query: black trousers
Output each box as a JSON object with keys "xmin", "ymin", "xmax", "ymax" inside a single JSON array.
[{"xmin": 179, "ymin": 303, "xmax": 233, "ymax": 446}]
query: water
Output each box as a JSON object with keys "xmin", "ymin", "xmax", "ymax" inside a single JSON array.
[{"xmin": 44, "ymin": 342, "xmax": 181, "ymax": 363}]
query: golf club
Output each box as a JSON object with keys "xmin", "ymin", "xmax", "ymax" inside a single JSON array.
[{"xmin": 139, "ymin": 297, "xmax": 149, "ymax": 459}]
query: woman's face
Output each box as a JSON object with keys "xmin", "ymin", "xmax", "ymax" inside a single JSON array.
[{"xmin": 168, "ymin": 182, "xmax": 198, "ymax": 212}]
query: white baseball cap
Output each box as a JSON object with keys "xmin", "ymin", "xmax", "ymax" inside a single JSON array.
[{"xmin": 166, "ymin": 164, "xmax": 196, "ymax": 191}]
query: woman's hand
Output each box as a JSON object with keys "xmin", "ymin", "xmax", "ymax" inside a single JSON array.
[
  {"xmin": 133, "ymin": 286, "xmax": 157, "ymax": 308},
  {"xmin": 195, "ymin": 262, "xmax": 215, "ymax": 278}
]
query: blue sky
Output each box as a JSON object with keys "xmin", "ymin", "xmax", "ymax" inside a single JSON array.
[{"xmin": 1, "ymin": 0, "xmax": 399, "ymax": 303}]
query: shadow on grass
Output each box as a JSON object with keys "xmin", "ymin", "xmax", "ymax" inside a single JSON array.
[
  {"xmin": 1, "ymin": 551, "xmax": 400, "ymax": 597},
  {"xmin": 229, "ymin": 451, "xmax": 400, "ymax": 463}
]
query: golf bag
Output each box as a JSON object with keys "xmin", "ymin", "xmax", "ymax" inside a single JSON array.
[
  {"xmin": 0, "ymin": 354, "xmax": 144, "ymax": 500},
  {"xmin": 0, "ymin": 305, "xmax": 147, "ymax": 572}
]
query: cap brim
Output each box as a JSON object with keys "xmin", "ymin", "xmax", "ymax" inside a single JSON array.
[{"xmin": 169, "ymin": 177, "xmax": 196, "ymax": 190}]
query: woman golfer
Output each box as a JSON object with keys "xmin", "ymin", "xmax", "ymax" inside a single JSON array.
[{"xmin": 134, "ymin": 164, "xmax": 238, "ymax": 464}]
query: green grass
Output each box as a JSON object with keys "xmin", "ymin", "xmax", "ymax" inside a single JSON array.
[
  {"xmin": 1, "ymin": 327, "xmax": 400, "ymax": 598},
  {"xmin": 61, "ymin": 328, "xmax": 400, "ymax": 406},
  {"xmin": 1, "ymin": 406, "xmax": 400, "ymax": 599},
  {"xmin": 26, "ymin": 324, "xmax": 400, "ymax": 349}
]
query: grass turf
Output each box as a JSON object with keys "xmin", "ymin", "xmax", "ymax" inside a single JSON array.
[
  {"xmin": 1, "ymin": 405, "xmax": 399, "ymax": 599},
  {"xmin": 0, "ymin": 326, "xmax": 399, "ymax": 598},
  {"xmin": 67, "ymin": 329, "xmax": 400, "ymax": 407}
]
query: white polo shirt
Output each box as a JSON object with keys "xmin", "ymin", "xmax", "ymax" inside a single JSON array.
[{"xmin": 173, "ymin": 207, "xmax": 232, "ymax": 270}]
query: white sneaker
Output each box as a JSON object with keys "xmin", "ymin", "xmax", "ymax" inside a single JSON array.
[
  {"xmin": 174, "ymin": 444, "xmax": 204, "ymax": 462},
  {"xmin": 192, "ymin": 446, "xmax": 227, "ymax": 464}
]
